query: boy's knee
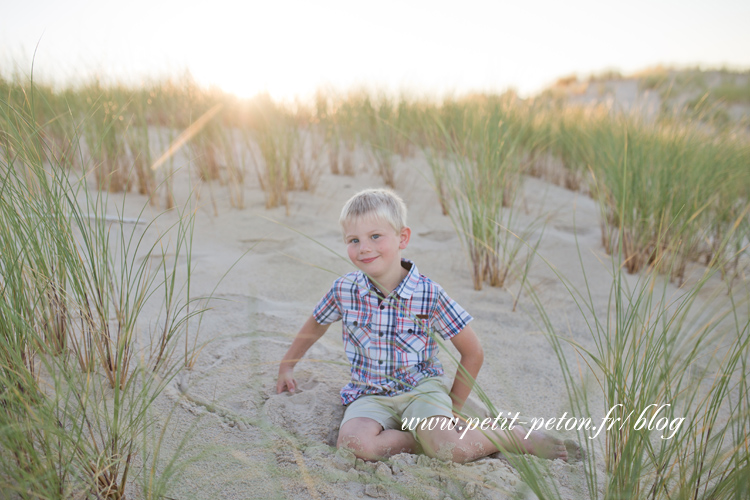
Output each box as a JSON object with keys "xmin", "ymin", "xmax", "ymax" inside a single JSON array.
[
  {"xmin": 337, "ymin": 432, "xmax": 356, "ymax": 450},
  {"xmin": 338, "ymin": 432, "xmax": 369, "ymax": 452},
  {"xmin": 337, "ymin": 433, "xmax": 377, "ymax": 460}
]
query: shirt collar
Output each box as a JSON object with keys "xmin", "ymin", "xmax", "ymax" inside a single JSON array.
[{"xmin": 355, "ymin": 259, "xmax": 419, "ymax": 300}]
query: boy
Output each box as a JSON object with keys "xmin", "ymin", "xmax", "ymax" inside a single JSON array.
[{"xmin": 276, "ymin": 188, "xmax": 572, "ymax": 463}]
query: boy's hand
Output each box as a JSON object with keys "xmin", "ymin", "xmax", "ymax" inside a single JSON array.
[
  {"xmin": 452, "ymin": 411, "xmax": 469, "ymax": 433},
  {"xmin": 275, "ymin": 316, "xmax": 330, "ymax": 395},
  {"xmin": 276, "ymin": 368, "xmax": 297, "ymax": 394}
]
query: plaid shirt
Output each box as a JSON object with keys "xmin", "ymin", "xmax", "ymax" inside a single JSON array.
[{"xmin": 313, "ymin": 259, "xmax": 473, "ymax": 405}]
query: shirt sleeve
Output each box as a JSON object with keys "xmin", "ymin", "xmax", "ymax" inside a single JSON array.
[
  {"xmin": 312, "ymin": 281, "xmax": 343, "ymax": 325},
  {"xmin": 430, "ymin": 285, "xmax": 473, "ymax": 340}
]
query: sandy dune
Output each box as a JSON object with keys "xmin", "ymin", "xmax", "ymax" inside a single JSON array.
[{"xmin": 117, "ymin": 145, "xmax": 732, "ymax": 500}]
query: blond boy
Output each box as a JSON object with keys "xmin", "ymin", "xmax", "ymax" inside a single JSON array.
[{"xmin": 277, "ymin": 188, "xmax": 571, "ymax": 463}]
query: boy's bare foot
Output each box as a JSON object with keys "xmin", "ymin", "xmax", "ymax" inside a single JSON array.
[
  {"xmin": 522, "ymin": 430, "xmax": 569, "ymax": 461},
  {"xmin": 564, "ymin": 439, "xmax": 585, "ymax": 462}
]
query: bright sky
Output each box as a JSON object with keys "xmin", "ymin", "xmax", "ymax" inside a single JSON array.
[{"xmin": 2, "ymin": 0, "xmax": 749, "ymax": 101}]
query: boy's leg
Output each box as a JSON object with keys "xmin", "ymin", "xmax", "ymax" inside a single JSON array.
[
  {"xmin": 400, "ymin": 380, "xmax": 574, "ymax": 463},
  {"xmin": 337, "ymin": 417, "xmax": 419, "ymax": 460},
  {"xmin": 416, "ymin": 416, "xmax": 570, "ymax": 463},
  {"xmin": 337, "ymin": 394, "xmax": 420, "ymax": 460}
]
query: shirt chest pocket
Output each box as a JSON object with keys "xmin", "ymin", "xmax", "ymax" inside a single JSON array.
[
  {"xmin": 394, "ymin": 316, "xmax": 430, "ymax": 361},
  {"xmin": 342, "ymin": 309, "xmax": 372, "ymax": 354}
]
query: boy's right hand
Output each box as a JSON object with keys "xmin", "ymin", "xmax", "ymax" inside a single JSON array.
[
  {"xmin": 276, "ymin": 368, "xmax": 297, "ymax": 394},
  {"xmin": 275, "ymin": 316, "xmax": 330, "ymax": 395}
]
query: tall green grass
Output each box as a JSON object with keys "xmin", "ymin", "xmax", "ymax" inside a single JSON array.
[
  {"xmin": 6, "ymin": 73, "xmax": 744, "ymax": 288},
  {"xmin": 523, "ymin": 230, "xmax": 750, "ymax": 499},
  {"xmin": 420, "ymin": 96, "xmax": 536, "ymax": 291},
  {"xmin": 247, "ymin": 97, "xmax": 301, "ymax": 213},
  {"xmin": 3, "ymin": 73, "xmax": 748, "ymax": 499},
  {"xmin": 584, "ymin": 114, "xmax": 749, "ymax": 282},
  {"xmin": 0, "ymin": 80, "xmax": 207, "ymax": 498},
  {"xmin": 308, "ymin": 88, "xmax": 748, "ymax": 289}
]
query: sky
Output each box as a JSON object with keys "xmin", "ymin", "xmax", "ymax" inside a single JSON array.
[{"xmin": 1, "ymin": 0, "xmax": 749, "ymax": 101}]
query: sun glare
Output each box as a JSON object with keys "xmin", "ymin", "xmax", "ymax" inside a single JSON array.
[
  {"xmin": 1, "ymin": 0, "xmax": 749, "ymax": 102},
  {"xmin": 194, "ymin": 62, "xmax": 317, "ymax": 103}
]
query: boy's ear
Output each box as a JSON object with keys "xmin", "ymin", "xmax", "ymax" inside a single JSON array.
[{"xmin": 399, "ymin": 226, "xmax": 411, "ymax": 249}]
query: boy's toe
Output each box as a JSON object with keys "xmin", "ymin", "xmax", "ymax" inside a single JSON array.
[{"xmin": 564, "ymin": 439, "xmax": 585, "ymax": 462}]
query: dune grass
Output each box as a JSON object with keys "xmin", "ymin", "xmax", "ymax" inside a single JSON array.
[
  {"xmin": 246, "ymin": 97, "xmax": 299, "ymax": 213},
  {"xmin": 586, "ymin": 114, "xmax": 749, "ymax": 283},
  {"xmin": 0, "ymin": 80, "xmax": 211, "ymax": 498},
  {"xmin": 309, "ymin": 87, "xmax": 748, "ymax": 290},
  {"xmin": 419, "ymin": 95, "xmax": 539, "ymax": 291},
  {"xmin": 2, "ymin": 67, "xmax": 749, "ymax": 498},
  {"xmin": 713, "ymin": 79, "xmax": 750, "ymax": 105},
  {"xmin": 520, "ymin": 223, "xmax": 750, "ymax": 499},
  {"xmin": 5, "ymin": 72, "xmax": 745, "ymax": 287}
]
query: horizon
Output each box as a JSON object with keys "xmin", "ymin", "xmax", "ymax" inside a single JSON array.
[{"xmin": 2, "ymin": 0, "xmax": 749, "ymax": 102}]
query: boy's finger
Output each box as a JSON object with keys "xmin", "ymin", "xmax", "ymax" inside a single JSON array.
[
  {"xmin": 275, "ymin": 378, "xmax": 297, "ymax": 394},
  {"xmin": 278, "ymin": 378, "xmax": 289, "ymax": 392}
]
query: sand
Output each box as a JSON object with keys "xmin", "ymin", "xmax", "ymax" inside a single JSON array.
[{"xmin": 108, "ymin": 143, "xmax": 733, "ymax": 500}]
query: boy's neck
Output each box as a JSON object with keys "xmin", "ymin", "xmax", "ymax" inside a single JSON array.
[{"xmin": 370, "ymin": 260, "xmax": 410, "ymax": 298}]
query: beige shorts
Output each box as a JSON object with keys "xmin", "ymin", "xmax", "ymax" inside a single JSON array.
[{"xmin": 340, "ymin": 378, "xmax": 454, "ymax": 435}]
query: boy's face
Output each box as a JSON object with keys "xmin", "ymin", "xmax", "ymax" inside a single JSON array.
[{"xmin": 342, "ymin": 215, "xmax": 411, "ymax": 285}]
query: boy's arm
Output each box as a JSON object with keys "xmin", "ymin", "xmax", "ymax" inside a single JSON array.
[
  {"xmin": 276, "ymin": 315, "xmax": 331, "ymax": 394},
  {"xmin": 447, "ymin": 324, "xmax": 484, "ymax": 413}
]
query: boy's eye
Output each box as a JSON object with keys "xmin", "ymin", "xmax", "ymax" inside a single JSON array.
[
  {"xmin": 371, "ymin": 234, "xmax": 380, "ymax": 240},
  {"xmin": 349, "ymin": 238, "xmax": 359, "ymax": 244}
]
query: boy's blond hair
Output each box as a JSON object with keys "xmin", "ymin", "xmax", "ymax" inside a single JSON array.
[{"xmin": 339, "ymin": 188, "xmax": 408, "ymax": 235}]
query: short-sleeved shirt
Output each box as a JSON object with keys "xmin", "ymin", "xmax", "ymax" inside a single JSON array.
[{"xmin": 313, "ymin": 259, "xmax": 473, "ymax": 405}]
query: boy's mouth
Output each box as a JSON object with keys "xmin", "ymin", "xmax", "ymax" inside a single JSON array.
[{"xmin": 360, "ymin": 256, "xmax": 379, "ymax": 264}]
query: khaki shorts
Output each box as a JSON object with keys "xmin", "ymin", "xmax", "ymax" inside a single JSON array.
[{"xmin": 340, "ymin": 378, "xmax": 453, "ymax": 436}]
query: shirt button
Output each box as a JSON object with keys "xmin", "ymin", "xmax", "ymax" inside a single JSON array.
[
  {"xmin": 378, "ymin": 360, "xmax": 383, "ymax": 364},
  {"xmin": 353, "ymin": 321, "xmax": 358, "ymax": 326},
  {"xmin": 380, "ymin": 305, "xmax": 385, "ymax": 310},
  {"xmin": 408, "ymin": 328, "xmax": 413, "ymax": 333},
  {"xmin": 379, "ymin": 332, "xmax": 384, "ymax": 337}
]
